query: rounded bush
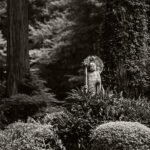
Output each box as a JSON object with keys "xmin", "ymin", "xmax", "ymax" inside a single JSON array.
[
  {"xmin": 0, "ymin": 122, "xmax": 65, "ymax": 150},
  {"xmin": 91, "ymin": 121, "xmax": 150, "ymax": 150},
  {"xmin": 0, "ymin": 131, "xmax": 7, "ymax": 149}
]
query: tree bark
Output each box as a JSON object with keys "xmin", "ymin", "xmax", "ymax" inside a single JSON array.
[{"xmin": 7, "ymin": 0, "xmax": 29, "ymax": 96}]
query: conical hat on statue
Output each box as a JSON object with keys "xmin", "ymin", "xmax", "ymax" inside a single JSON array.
[{"xmin": 83, "ymin": 55, "xmax": 104, "ymax": 73}]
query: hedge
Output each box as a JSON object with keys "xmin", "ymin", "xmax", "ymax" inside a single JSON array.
[{"xmin": 91, "ymin": 121, "xmax": 150, "ymax": 150}]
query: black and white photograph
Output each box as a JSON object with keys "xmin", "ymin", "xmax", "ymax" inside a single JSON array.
[{"xmin": 0, "ymin": 0, "xmax": 150, "ymax": 149}]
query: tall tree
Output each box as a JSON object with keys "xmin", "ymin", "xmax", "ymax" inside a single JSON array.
[{"xmin": 7, "ymin": 0, "xmax": 29, "ymax": 96}]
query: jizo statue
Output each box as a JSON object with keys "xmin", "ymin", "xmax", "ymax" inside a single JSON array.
[{"xmin": 83, "ymin": 56, "xmax": 104, "ymax": 96}]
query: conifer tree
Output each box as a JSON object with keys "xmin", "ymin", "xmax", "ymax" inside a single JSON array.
[{"xmin": 7, "ymin": 0, "xmax": 29, "ymax": 96}]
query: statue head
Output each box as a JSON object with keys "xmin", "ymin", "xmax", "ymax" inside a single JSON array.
[
  {"xmin": 83, "ymin": 55, "xmax": 104, "ymax": 73},
  {"xmin": 88, "ymin": 61, "xmax": 97, "ymax": 72}
]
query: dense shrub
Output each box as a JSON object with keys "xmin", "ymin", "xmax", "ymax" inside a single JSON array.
[
  {"xmin": 33, "ymin": 110, "xmax": 74, "ymax": 149},
  {"xmin": 0, "ymin": 93, "xmax": 59, "ymax": 128},
  {"xmin": 37, "ymin": 111, "xmax": 72, "ymax": 126},
  {"xmin": 3, "ymin": 90, "xmax": 150, "ymax": 150},
  {"xmin": 90, "ymin": 121, "xmax": 150, "ymax": 150},
  {"xmin": 52, "ymin": 89, "xmax": 150, "ymax": 150},
  {"xmin": 0, "ymin": 122, "xmax": 65, "ymax": 150},
  {"xmin": 0, "ymin": 132, "xmax": 7, "ymax": 149},
  {"xmin": 67, "ymin": 89, "xmax": 150, "ymax": 126}
]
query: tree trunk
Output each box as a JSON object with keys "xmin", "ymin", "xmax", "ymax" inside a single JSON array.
[{"xmin": 7, "ymin": 0, "xmax": 29, "ymax": 96}]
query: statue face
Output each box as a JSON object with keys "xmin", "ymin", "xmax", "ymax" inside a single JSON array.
[{"xmin": 89, "ymin": 62, "xmax": 96, "ymax": 72}]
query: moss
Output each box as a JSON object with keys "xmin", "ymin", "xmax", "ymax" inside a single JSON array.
[{"xmin": 91, "ymin": 121, "xmax": 150, "ymax": 150}]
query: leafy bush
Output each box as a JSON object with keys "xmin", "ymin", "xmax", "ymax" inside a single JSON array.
[
  {"xmin": 37, "ymin": 111, "xmax": 72, "ymax": 126},
  {"xmin": 32, "ymin": 110, "xmax": 74, "ymax": 149},
  {"xmin": 4, "ymin": 89, "xmax": 149, "ymax": 150},
  {"xmin": 67, "ymin": 89, "xmax": 150, "ymax": 125},
  {"xmin": 51, "ymin": 89, "xmax": 150, "ymax": 150},
  {"xmin": 0, "ymin": 122, "xmax": 65, "ymax": 150},
  {"xmin": 0, "ymin": 93, "xmax": 59, "ymax": 128},
  {"xmin": 0, "ymin": 131, "xmax": 7, "ymax": 149},
  {"xmin": 90, "ymin": 121, "xmax": 150, "ymax": 150}
]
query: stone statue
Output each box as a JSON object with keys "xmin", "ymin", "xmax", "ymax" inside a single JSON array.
[{"xmin": 83, "ymin": 56, "xmax": 104, "ymax": 96}]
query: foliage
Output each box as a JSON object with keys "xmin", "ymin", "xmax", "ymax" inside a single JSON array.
[
  {"xmin": 50, "ymin": 89, "xmax": 150, "ymax": 150},
  {"xmin": 0, "ymin": 93, "xmax": 59, "ymax": 128},
  {"xmin": 0, "ymin": 0, "xmax": 150, "ymax": 98},
  {"xmin": 27, "ymin": 0, "xmax": 74, "ymax": 99},
  {"xmin": 25, "ymin": 0, "xmax": 105, "ymax": 99},
  {"xmin": 30, "ymin": 0, "xmax": 150, "ymax": 99},
  {"xmin": 0, "ymin": 89, "xmax": 150, "ymax": 150},
  {"xmin": 0, "ymin": 31, "xmax": 6, "ymax": 98},
  {"xmin": 0, "ymin": 31, "xmax": 6, "ymax": 49},
  {"xmin": 22, "ymin": 89, "xmax": 150, "ymax": 150},
  {"xmin": 67, "ymin": 89, "xmax": 150, "ymax": 125},
  {"xmin": 0, "ymin": 122, "xmax": 65, "ymax": 150},
  {"xmin": 0, "ymin": 0, "xmax": 6, "ymax": 37},
  {"xmin": 90, "ymin": 121, "xmax": 150, "ymax": 150},
  {"xmin": 1, "ymin": 89, "xmax": 149, "ymax": 150},
  {"xmin": 34, "ymin": 110, "xmax": 72, "ymax": 126},
  {"xmin": 0, "ymin": 30, "xmax": 6, "ymax": 81},
  {"xmin": 34, "ymin": 108, "xmax": 82, "ymax": 150},
  {"xmin": 102, "ymin": 0, "xmax": 150, "ymax": 97},
  {"xmin": 0, "ymin": 1, "xmax": 150, "ymax": 149},
  {"xmin": 20, "ymin": 73, "xmax": 51, "ymax": 95}
]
